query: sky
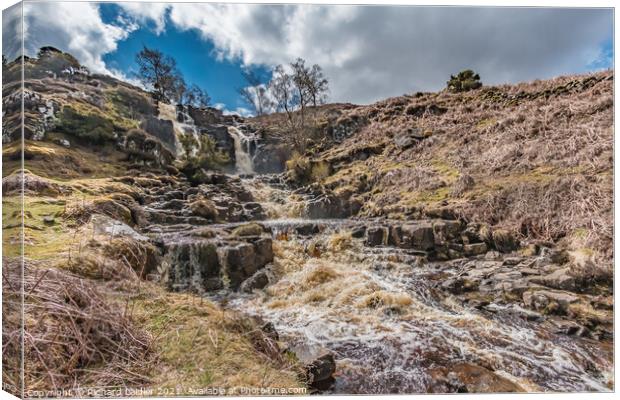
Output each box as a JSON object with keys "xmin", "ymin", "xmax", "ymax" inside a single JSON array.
[{"xmin": 2, "ymin": 2, "xmax": 614, "ymax": 115}]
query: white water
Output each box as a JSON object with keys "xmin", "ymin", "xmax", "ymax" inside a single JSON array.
[
  {"xmin": 228, "ymin": 126, "xmax": 255, "ymax": 175},
  {"xmin": 214, "ymin": 179, "xmax": 613, "ymax": 394},
  {"xmin": 159, "ymin": 103, "xmax": 201, "ymax": 157}
]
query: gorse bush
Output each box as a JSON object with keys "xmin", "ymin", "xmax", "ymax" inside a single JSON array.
[{"xmin": 447, "ymin": 70, "xmax": 482, "ymax": 92}]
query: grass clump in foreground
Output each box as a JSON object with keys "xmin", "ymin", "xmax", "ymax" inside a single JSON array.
[{"xmin": 130, "ymin": 289, "xmax": 304, "ymax": 393}]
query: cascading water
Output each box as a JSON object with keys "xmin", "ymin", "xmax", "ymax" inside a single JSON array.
[
  {"xmin": 159, "ymin": 103, "xmax": 201, "ymax": 157},
  {"xmin": 214, "ymin": 178, "xmax": 613, "ymax": 394},
  {"xmin": 228, "ymin": 126, "xmax": 256, "ymax": 175},
  {"xmin": 145, "ymin": 107, "xmax": 612, "ymax": 393}
]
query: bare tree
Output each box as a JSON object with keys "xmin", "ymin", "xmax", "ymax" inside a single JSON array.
[
  {"xmin": 307, "ymin": 64, "xmax": 329, "ymax": 107},
  {"xmin": 186, "ymin": 84, "xmax": 211, "ymax": 107},
  {"xmin": 238, "ymin": 70, "xmax": 272, "ymax": 116},
  {"xmin": 290, "ymin": 58, "xmax": 312, "ymax": 124},
  {"xmin": 269, "ymin": 65, "xmax": 296, "ymax": 124},
  {"xmin": 266, "ymin": 59, "xmax": 330, "ymax": 151},
  {"xmin": 135, "ymin": 46, "xmax": 180, "ymax": 102}
]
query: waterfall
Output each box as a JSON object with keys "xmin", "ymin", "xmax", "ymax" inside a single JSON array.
[
  {"xmin": 227, "ymin": 126, "xmax": 255, "ymax": 175},
  {"xmin": 159, "ymin": 103, "xmax": 201, "ymax": 157}
]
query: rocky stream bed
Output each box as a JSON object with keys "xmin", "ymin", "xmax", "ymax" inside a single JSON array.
[{"xmin": 111, "ymin": 169, "xmax": 613, "ymax": 394}]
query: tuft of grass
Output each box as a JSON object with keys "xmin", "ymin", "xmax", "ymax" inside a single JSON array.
[
  {"xmin": 303, "ymin": 262, "xmax": 341, "ymax": 286},
  {"xmin": 327, "ymin": 231, "xmax": 353, "ymax": 252},
  {"xmin": 359, "ymin": 290, "xmax": 413, "ymax": 311},
  {"xmin": 131, "ymin": 290, "xmax": 304, "ymax": 391},
  {"xmin": 231, "ymin": 222, "xmax": 264, "ymax": 237},
  {"xmin": 310, "ymin": 161, "xmax": 331, "ymax": 183}
]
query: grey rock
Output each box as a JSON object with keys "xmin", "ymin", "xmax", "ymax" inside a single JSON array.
[
  {"xmin": 538, "ymin": 267, "xmax": 576, "ymax": 291},
  {"xmin": 523, "ymin": 290, "xmax": 579, "ymax": 314},
  {"xmin": 289, "ymin": 344, "xmax": 336, "ymax": 386},
  {"xmin": 240, "ymin": 269, "xmax": 270, "ymax": 293},
  {"xmin": 365, "ymin": 226, "xmax": 387, "ymax": 247},
  {"xmin": 91, "ymin": 214, "xmax": 148, "ymax": 241},
  {"xmin": 464, "ymin": 243, "xmax": 488, "ymax": 256},
  {"xmin": 401, "ymin": 223, "xmax": 435, "ymax": 251}
]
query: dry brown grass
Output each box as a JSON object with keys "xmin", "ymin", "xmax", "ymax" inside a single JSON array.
[
  {"xmin": 2, "ymin": 259, "xmax": 153, "ymax": 393},
  {"xmin": 306, "ymin": 71, "xmax": 613, "ymax": 277}
]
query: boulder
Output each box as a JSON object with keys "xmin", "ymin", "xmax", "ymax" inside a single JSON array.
[
  {"xmin": 189, "ymin": 199, "xmax": 218, "ymax": 220},
  {"xmin": 163, "ymin": 240, "xmax": 222, "ymax": 292},
  {"xmin": 221, "ymin": 242, "xmax": 256, "ymax": 288},
  {"xmin": 219, "ymin": 237, "xmax": 273, "ymax": 289},
  {"xmin": 240, "ymin": 268, "xmax": 271, "ymax": 293},
  {"xmin": 450, "ymin": 363, "xmax": 523, "ymax": 393},
  {"xmin": 91, "ymin": 214, "xmax": 148, "ymax": 241},
  {"xmin": 252, "ymin": 237, "xmax": 274, "ymax": 267},
  {"xmin": 532, "ymin": 267, "xmax": 576, "ymax": 291},
  {"xmin": 522, "ymin": 289, "xmax": 579, "ymax": 314},
  {"xmin": 464, "ymin": 243, "xmax": 488, "ymax": 257},
  {"xmin": 365, "ymin": 226, "xmax": 387, "ymax": 246},
  {"xmin": 401, "ymin": 223, "xmax": 435, "ymax": 251},
  {"xmin": 295, "ymin": 223, "xmax": 321, "ymax": 236},
  {"xmin": 289, "ymin": 344, "xmax": 336, "ymax": 388},
  {"xmin": 351, "ymin": 225, "xmax": 366, "ymax": 238},
  {"xmin": 140, "ymin": 115, "xmax": 176, "ymax": 152}
]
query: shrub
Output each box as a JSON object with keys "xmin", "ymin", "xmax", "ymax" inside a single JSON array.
[
  {"xmin": 56, "ymin": 106, "xmax": 115, "ymax": 143},
  {"xmin": 447, "ymin": 69, "xmax": 482, "ymax": 93},
  {"xmin": 310, "ymin": 161, "xmax": 331, "ymax": 182},
  {"xmin": 285, "ymin": 151, "xmax": 312, "ymax": 183},
  {"xmin": 178, "ymin": 134, "xmax": 230, "ymax": 184}
]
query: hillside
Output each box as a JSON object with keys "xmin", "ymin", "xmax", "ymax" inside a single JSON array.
[
  {"xmin": 2, "ymin": 48, "xmax": 614, "ymax": 395},
  {"xmin": 275, "ymin": 71, "xmax": 613, "ymax": 281}
]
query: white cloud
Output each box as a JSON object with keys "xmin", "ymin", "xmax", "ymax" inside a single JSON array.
[
  {"xmin": 164, "ymin": 4, "xmax": 612, "ymax": 104},
  {"xmin": 20, "ymin": 2, "xmax": 130, "ymax": 75},
  {"xmin": 222, "ymin": 107, "xmax": 253, "ymax": 117},
  {"xmin": 2, "ymin": 3, "xmax": 23, "ymax": 60},
  {"xmin": 116, "ymin": 2, "xmax": 169, "ymax": 35},
  {"xmin": 214, "ymin": 102, "xmax": 254, "ymax": 117},
  {"xmin": 3, "ymin": 3, "xmax": 612, "ymax": 106}
]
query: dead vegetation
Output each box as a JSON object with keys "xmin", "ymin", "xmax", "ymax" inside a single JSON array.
[
  {"xmin": 297, "ymin": 71, "xmax": 613, "ymax": 277},
  {"xmin": 2, "ymin": 259, "xmax": 153, "ymax": 392}
]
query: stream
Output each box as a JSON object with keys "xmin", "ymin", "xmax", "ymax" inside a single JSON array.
[
  {"xmin": 211, "ymin": 176, "xmax": 612, "ymax": 394},
  {"xmin": 150, "ymin": 107, "xmax": 612, "ymax": 393}
]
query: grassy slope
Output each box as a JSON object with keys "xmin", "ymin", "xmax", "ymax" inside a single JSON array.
[{"xmin": 275, "ymin": 71, "xmax": 613, "ymax": 277}]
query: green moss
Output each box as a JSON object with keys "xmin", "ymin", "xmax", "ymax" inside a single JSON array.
[
  {"xmin": 2, "ymin": 195, "xmax": 73, "ymax": 260},
  {"xmin": 476, "ymin": 118, "xmax": 496, "ymax": 129},
  {"xmin": 572, "ymin": 228, "xmax": 590, "ymax": 239},
  {"xmin": 400, "ymin": 187, "xmax": 450, "ymax": 206},
  {"xmin": 56, "ymin": 106, "xmax": 116, "ymax": 143},
  {"xmin": 431, "ymin": 159, "xmax": 460, "ymax": 182},
  {"xmin": 231, "ymin": 223, "xmax": 264, "ymax": 237},
  {"xmin": 105, "ymin": 87, "xmax": 155, "ymax": 120}
]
